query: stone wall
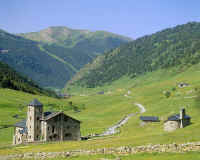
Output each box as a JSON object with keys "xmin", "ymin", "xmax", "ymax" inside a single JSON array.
[
  {"xmin": 26, "ymin": 105, "xmax": 42, "ymax": 142},
  {"xmin": 13, "ymin": 127, "xmax": 27, "ymax": 145},
  {"xmin": 164, "ymin": 121, "xmax": 179, "ymax": 132},
  {"xmin": 2, "ymin": 142, "xmax": 200, "ymax": 159},
  {"xmin": 42, "ymin": 114, "xmax": 80, "ymax": 142},
  {"xmin": 63, "ymin": 116, "xmax": 80, "ymax": 141}
]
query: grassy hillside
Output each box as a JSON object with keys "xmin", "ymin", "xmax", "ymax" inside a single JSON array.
[
  {"xmin": 0, "ymin": 28, "xmax": 131, "ymax": 89},
  {"xmin": 19, "ymin": 26, "xmax": 132, "ymax": 56},
  {"xmin": 0, "ymin": 29, "xmax": 75, "ymax": 88},
  {"xmin": 67, "ymin": 22, "xmax": 200, "ymax": 88},
  {"xmin": 0, "ymin": 63, "xmax": 200, "ymax": 155}
]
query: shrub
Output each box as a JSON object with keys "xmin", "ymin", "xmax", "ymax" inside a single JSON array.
[
  {"xmin": 164, "ymin": 91, "xmax": 171, "ymax": 98},
  {"xmin": 172, "ymin": 87, "xmax": 176, "ymax": 91}
]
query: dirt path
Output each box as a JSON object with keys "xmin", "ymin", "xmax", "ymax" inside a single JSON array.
[
  {"xmin": 134, "ymin": 103, "xmax": 146, "ymax": 113},
  {"xmin": 100, "ymin": 103, "xmax": 146, "ymax": 136}
]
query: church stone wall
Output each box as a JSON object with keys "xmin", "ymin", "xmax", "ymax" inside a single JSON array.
[
  {"xmin": 26, "ymin": 105, "xmax": 43, "ymax": 142},
  {"xmin": 13, "ymin": 127, "xmax": 27, "ymax": 145}
]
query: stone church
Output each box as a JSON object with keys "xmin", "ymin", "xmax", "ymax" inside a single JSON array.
[{"xmin": 13, "ymin": 99, "xmax": 81, "ymax": 145}]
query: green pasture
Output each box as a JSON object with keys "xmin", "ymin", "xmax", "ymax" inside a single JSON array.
[{"xmin": 0, "ymin": 64, "xmax": 200, "ymax": 155}]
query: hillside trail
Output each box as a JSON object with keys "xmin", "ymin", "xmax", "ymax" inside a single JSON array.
[
  {"xmin": 100, "ymin": 103, "xmax": 146, "ymax": 136},
  {"xmin": 134, "ymin": 103, "xmax": 146, "ymax": 113}
]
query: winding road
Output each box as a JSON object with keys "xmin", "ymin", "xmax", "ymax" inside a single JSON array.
[
  {"xmin": 134, "ymin": 103, "xmax": 146, "ymax": 113},
  {"xmin": 100, "ymin": 103, "xmax": 146, "ymax": 136}
]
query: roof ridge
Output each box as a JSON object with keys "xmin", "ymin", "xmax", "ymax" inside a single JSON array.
[{"xmin": 29, "ymin": 99, "xmax": 43, "ymax": 107}]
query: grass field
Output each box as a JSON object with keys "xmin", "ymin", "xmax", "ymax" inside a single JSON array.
[{"xmin": 0, "ymin": 63, "xmax": 200, "ymax": 156}]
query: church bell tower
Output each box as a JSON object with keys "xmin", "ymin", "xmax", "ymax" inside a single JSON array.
[{"xmin": 26, "ymin": 99, "xmax": 43, "ymax": 142}]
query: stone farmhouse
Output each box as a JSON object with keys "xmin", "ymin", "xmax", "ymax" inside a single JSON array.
[
  {"xmin": 13, "ymin": 99, "xmax": 81, "ymax": 145},
  {"xmin": 164, "ymin": 108, "xmax": 191, "ymax": 132}
]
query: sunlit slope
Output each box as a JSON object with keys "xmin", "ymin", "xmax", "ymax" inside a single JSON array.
[
  {"xmin": 0, "ymin": 63, "xmax": 200, "ymax": 155},
  {"xmin": 67, "ymin": 22, "xmax": 200, "ymax": 89}
]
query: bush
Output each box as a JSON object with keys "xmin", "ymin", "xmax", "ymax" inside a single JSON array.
[
  {"xmin": 172, "ymin": 87, "xmax": 176, "ymax": 91},
  {"xmin": 164, "ymin": 91, "xmax": 171, "ymax": 98}
]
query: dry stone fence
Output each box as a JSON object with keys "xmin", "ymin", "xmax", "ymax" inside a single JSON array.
[{"xmin": 2, "ymin": 142, "xmax": 200, "ymax": 159}]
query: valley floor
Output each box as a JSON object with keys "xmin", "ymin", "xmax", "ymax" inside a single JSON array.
[{"xmin": 0, "ymin": 64, "xmax": 200, "ymax": 157}]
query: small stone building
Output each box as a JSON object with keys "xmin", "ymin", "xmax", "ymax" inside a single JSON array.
[
  {"xmin": 13, "ymin": 99, "xmax": 81, "ymax": 145},
  {"xmin": 164, "ymin": 108, "xmax": 191, "ymax": 132}
]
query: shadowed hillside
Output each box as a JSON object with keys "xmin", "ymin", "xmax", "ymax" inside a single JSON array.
[
  {"xmin": 0, "ymin": 27, "xmax": 131, "ymax": 89},
  {"xmin": 0, "ymin": 61, "xmax": 55, "ymax": 96}
]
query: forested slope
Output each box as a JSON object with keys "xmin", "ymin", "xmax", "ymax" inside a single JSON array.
[
  {"xmin": 0, "ymin": 61, "xmax": 54, "ymax": 95},
  {"xmin": 68, "ymin": 22, "xmax": 200, "ymax": 88},
  {"xmin": 0, "ymin": 27, "xmax": 131, "ymax": 89}
]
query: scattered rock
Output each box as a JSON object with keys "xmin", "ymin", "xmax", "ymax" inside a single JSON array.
[
  {"xmin": 178, "ymin": 82, "xmax": 189, "ymax": 88},
  {"xmin": 2, "ymin": 142, "xmax": 200, "ymax": 159}
]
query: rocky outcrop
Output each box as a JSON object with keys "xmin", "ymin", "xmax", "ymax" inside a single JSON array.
[{"xmin": 2, "ymin": 142, "xmax": 200, "ymax": 159}]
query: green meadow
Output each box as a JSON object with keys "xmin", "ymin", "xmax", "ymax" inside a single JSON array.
[{"xmin": 0, "ymin": 63, "xmax": 200, "ymax": 156}]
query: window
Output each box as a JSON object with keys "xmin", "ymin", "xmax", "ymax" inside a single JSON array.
[
  {"xmin": 29, "ymin": 135, "xmax": 31, "ymax": 139},
  {"xmin": 36, "ymin": 135, "xmax": 39, "ymax": 139},
  {"xmin": 67, "ymin": 126, "xmax": 70, "ymax": 129},
  {"xmin": 48, "ymin": 126, "xmax": 50, "ymax": 131},
  {"xmin": 37, "ymin": 117, "xmax": 40, "ymax": 121},
  {"xmin": 52, "ymin": 126, "xmax": 55, "ymax": 133},
  {"xmin": 30, "ymin": 116, "xmax": 32, "ymax": 121},
  {"xmin": 53, "ymin": 134, "xmax": 57, "ymax": 138},
  {"xmin": 65, "ymin": 133, "xmax": 72, "ymax": 137},
  {"xmin": 30, "ymin": 125, "xmax": 31, "ymax": 129}
]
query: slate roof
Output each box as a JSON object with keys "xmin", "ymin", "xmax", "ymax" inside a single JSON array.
[
  {"xmin": 42, "ymin": 112, "xmax": 62, "ymax": 121},
  {"xmin": 140, "ymin": 116, "xmax": 160, "ymax": 122},
  {"xmin": 41, "ymin": 111, "xmax": 81, "ymax": 123},
  {"xmin": 14, "ymin": 119, "xmax": 28, "ymax": 134},
  {"xmin": 97, "ymin": 91, "xmax": 104, "ymax": 95},
  {"xmin": 167, "ymin": 114, "xmax": 191, "ymax": 121},
  {"xmin": 28, "ymin": 99, "xmax": 43, "ymax": 107},
  {"xmin": 14, "ymin": 119, "xmax": 26, "ymax": 128},
  {"xmin": 43, "ymin": 111, "xmax": 52, "ymax": 117}
]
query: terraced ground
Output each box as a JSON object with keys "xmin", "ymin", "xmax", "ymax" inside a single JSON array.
[{"xmin": 0, "ymin": 63, "xmax": 200, "ymax": 158}]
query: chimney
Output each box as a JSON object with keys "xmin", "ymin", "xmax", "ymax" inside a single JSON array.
[{"xmin": 180, "ymin": 108, "xmax": 186, "ymax": 120}]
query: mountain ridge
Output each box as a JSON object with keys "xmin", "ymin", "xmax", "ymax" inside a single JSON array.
[
  {"xmin": 0, "ymin": 27, "xmax": 131, "ymax": 89},
  {"xmin": 66, "ymin": 22, "xmax": 200, "ymax": 88},
  {"xmin": 18, "ymin": 26, "xmax": 132, "ymax": 48}
]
